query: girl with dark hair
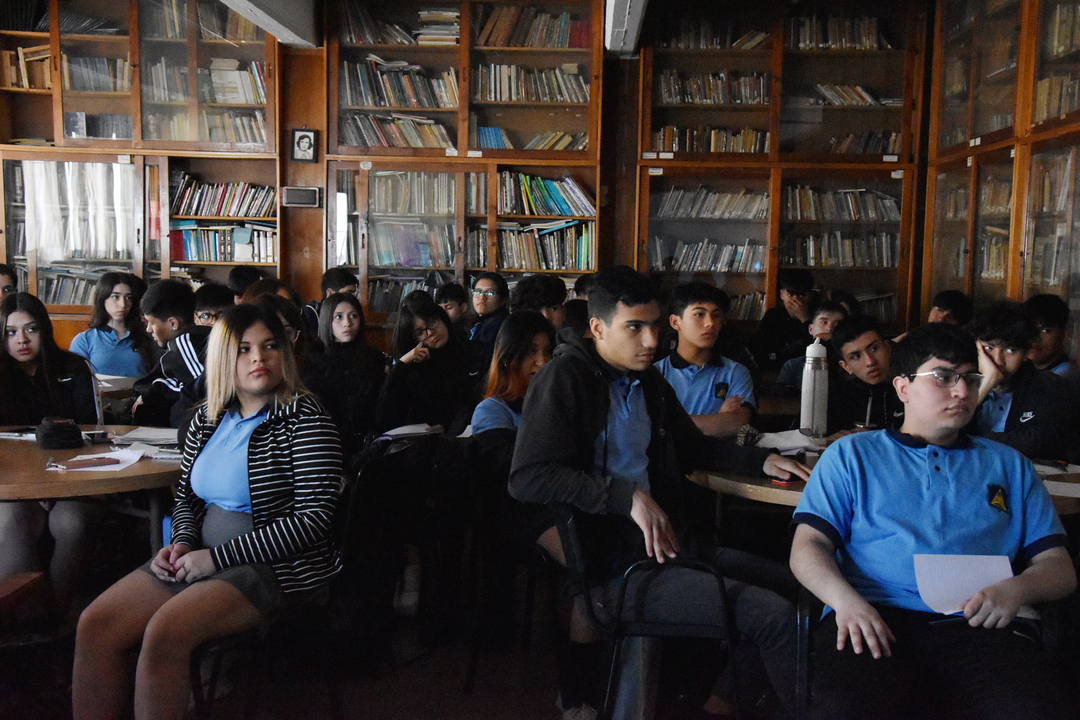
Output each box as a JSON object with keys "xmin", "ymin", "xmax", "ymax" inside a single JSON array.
[
  {"xmin": 0, "ymin": 292, "xmax": 100, "ymax": 613},
  {"xmin": 312, "ymin": 292, "xmax": 386, "ymax": 461},
  {"xmin": 69, "ymin": 272, "xmax": 157, "ymax": 377},
  {"xmin": 376, "ymin": 290, "xmax": 484, "ymax": 434},
  {"xmin": 74, "ymin": 304, "xmax": 343, "ymax": 720}
]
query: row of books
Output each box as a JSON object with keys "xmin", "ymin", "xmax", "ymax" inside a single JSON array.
[
  {"xmin": 416, "ymin": 8, "xmax": 460, "ymax": 45},
  {"xmin": 340, "ymin": 4, "xmax": 418, "ymax": 46},
  {"xmin": 825, "ymin": 130, "xmax": 901, "ymax": 155},
  {"xmin": 781, "ymin": 232, "xmax": 898, "ymax": 268},
  {"xmin": 943, "ymin": 57, "xmax": 968, "ymax": 99},
  {"xmin": 657, "ymin": 237, "xmax": 766, "ymax": 274},
  {"xmin": 941, "ymin": 186, "xmax": 969, "ymax": 221},
  {"xmin": 62, "ymin": 54, "xmax": 131, "ymax": 93},
  {"xmin": 498, "ymin": 172, "xmax": 597, "ymax": 217},
  {"xmin": 976, "ymin": 226, "xmax": 1008, "ymax": 280},
  {"xmin": 729, "ymin": 292, "xmax": 767, "ymax": 321},
  {"xmin": 474, "ymin": 5, "xmax": 589, "ymax": 49},
  {"xmin": 978, "ymin": 176, "xmax": 1012, "ymax": 215},
  {"xmin": 781, "ymin": 186, "xmax": 902, "ymax": 223},
  {"xmin": 143, "ymin": 57, "xmax": 189, "ymax": 103},
  {"xmin": 370, "ymin": 220, "xmax": 454, "ymax": 268},
  {"xmin": 46, "ymin": 8, "xmax": 122, "ymax": 34},
  {"xmin": 0, "ymin": 46, "xmax": 50, "ymax": 90},
  {"xmin": 142, "ymin": 0, "xmax": 186, "ymax": 40},
  {"xmin": 38, "ymin": 266, "xmax": 131, "ymax": 305},
  {"xmin": 856, "ymin": 293, "xmax": 896, "ymax": 322},
  {"xmin": 656, "ymin": 69, "xmax": 770, "ymax": 106},
  {"xmin": 367, "ymin": 277, "xmax": 439, "ymax": 314},
  {"xmin": 786, "ymin": 16, "xmax": 892, "ymax": 51},
  {"xmin": 469, "ymin": 125, "xmax": 587, "ymax": 151},
  {"xmin": 473, "ymin": 125, "xmax": 513, "ymax": 149},
  {"xmin": 1034, "ymin": 74, "xmax": 1080, "ymax": 125},
  {"xmin": 0, "ymin": 0, "xmax": 42, "ymax": 32},
  {"xmin": 1029, "ymin": 233, "xmax": 1070, "ymax": 286},
  {"xmin": 169, "ymin": 221, "xmax": 276, "ymax": 262},
  {"xmin": 197, "ymin": 2, "xmax": 263, "ymax": 42},
  {"xmin": 466, "ymin": 226, "xmax": 488, "ymax": 268},
  {"xmin": 63, "ymin": 112, "xmax": 132, "ymax": 140},
  {"xmin": 472, "ymin": 65, "xmax": 589, "ymax": 104},
  {"xmin": 1044, "ymin": 3, "xmax": 1080, "ymax": 59},
  {"xmin": 651, "ymin": 125, "xmax": 769, "ymax": 154},
  {"xmin": 143, "ymin": 112, "xmax": 190, "ymax": 141},
  {"xmin": 1030, "ymin": 152, "xmax": 1074, "ymax": 214},
  {"xmin": 370, "ymin": 170, "xmax": 457, "ymax": 216},
  {"xmin": 660, "ymin": 20, "xmax": 769, "ymax": 50},
  {"xmin": 198, "ymin": 60, "xmax": 267, "ymax": 105},
  {"xmin": 339, "ymin": 57, "xmax": 458, "ymax": 109},
  {"xmin": 198, "ymin": 109, "xmax": 267, "ymax": 144},
  {"xmin": 170, "ymin": 173, "xmax": 276, "ymax": 218},
  {"xmin": 338, "ymin": 111, "xmax": 453, "ymax": 148},
  {"xmin": 813, "ymin": 84, "xmax": 883, "ymax": 106},
  {"xmin": 491, "ymin": 220, "xmax": 596, "ymax": 271},
  {"xmin": 656, "ymin": 186, "xmax": 770, "ymax": 220},
  {"xmin": 468, "ymin": 172, "xmax": 487, "ymax": 214}
]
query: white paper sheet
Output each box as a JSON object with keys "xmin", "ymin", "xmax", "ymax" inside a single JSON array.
[
  {"xmin": 114, "ymin": 427, "xmax": 179, "ymax": 445},
  {"xmin": 756, "ymin": 429, "xmax": 825, "ymax": 453},
  {"xmin": 914, "ymin": 554, "xmax": 1040, "ymax": 620},
  {"xmin": 46, "ymin": 449, "xmax": 143, "ymax": 472}
]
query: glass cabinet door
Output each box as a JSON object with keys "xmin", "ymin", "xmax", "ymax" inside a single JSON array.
[
  {"xmin": 972, "ymin": 0, "xmax": 1019, "ymax": 139},
  {"xmin": 938, "ymin": 0, "xmax": 974, "ymax": 152},
  {"xmin": 972, "ymin": 157, "xmax": 1013, "ymax": 303},
  {"xmin": 929, "ymin": 167, "xmax": 971, "ymax": 299},
  {"xmin": 1023, "ymin": 146, "xmax": 1080, "ymax": 303},
  {"xmin": 1033, "ymin": 1, "xmax": 1080, "ymax": 127},
  {"xmin": 59, "ymin": 1, "xmax": 133, "ymax": 141},
  {"xmin": 139, "ymin": 0, "xmax": 193, "ymax": 141},
  {"xmin": 5, "ymin": 158, "xmax": 137, "ymax": 304}
]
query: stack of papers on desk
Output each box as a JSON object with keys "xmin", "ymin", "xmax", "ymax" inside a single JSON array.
[
  {"xmin": 756, "ymin": 429, "xmax": 826, "ymax": 454},
  {"xmin": 113, "ymin": 428, "xmax": 179, "ymax": 446}
]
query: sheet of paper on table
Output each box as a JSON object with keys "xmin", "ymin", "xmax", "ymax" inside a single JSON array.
[
  {"xmin": 46, "ymin": 449, "xmax": 143, "ymax": 472},
  {"xmin": 125, "ymin": 442, "xmax": 183, "ymax": 461},
  {"xmin": 113, "ymin": 427, "xmax": 180, "ymax": 446},
  {"xmin": 914, "ymin": 553, "xmax": 1037, "ymax": 619},
  {"xmin": 95, "ymin": 374, "xmax": 137, "ymax": 392},
  {"xmin": 756, "ymin": 429, "xmax": 826, "ymax": 454}
]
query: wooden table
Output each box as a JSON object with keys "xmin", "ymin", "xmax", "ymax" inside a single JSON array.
[{"xmin": 0, "ymin": 425, "xmax": 181, "ymax": 551}]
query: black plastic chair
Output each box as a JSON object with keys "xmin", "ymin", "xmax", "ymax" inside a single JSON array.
[{"xmin": 552, "ymin": 503, "xmax": 739, "ymax": 720}]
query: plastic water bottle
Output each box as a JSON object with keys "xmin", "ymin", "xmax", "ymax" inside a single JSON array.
[{"xmin": 800, "ymin": 338, "xmax": 828, "ymax": 438}]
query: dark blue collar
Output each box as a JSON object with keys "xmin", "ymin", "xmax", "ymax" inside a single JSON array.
[
  {"xmin": 886, "ymin": 426, "xmax": 974, "ymax": 450},
  {"xmin": 668, "ymin": 350, "xmax": 723, "ymax": 371}
]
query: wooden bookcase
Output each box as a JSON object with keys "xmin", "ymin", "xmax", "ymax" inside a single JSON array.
[
  {"xmin": 633, "ymin": 0, "xmax": 925, "ymax": 330},
  {"xmin": 325, "ymin": 0, "xmax": 604, "ymax": 322}
]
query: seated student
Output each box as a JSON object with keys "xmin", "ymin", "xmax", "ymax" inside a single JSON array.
[
  {"xmin": 573, "ymin": 272, "xmax": 595, "ymax": 301},
  {"xmin": 776, "ymin": 299, "xmax": 848, "ymax": 392},
  {"xmin": 510, "ymin": 266, "xmax": 809, "ymax": 720},
  {"xmin": 655, "ymin": 281, "xmax": 756, "ymax": 438},
  {"xmin": 73, "ymin": 304, "xmax": 343, "ymax": 720},
  {"xmin": 314, "ymin": 292, "xmax": 386, "ymax": 462},
  {"xmin": 826, "ymin": 315, "xmax": 903, "ymax": 437},
  {"xmin": 132, "ymin": 280, "xmax": 211, "ymax": 428},
  {"xmin": 1024, "ymin": 293, "xmax": 1079, "ymax": 382},
  {"xmin": 192, "ymin": 282, "xmax": 234, "ymax": 328},
  {"xmin": 469, "ymin": 271, "xmax": 510, "ymax": 353},
  {"xmin": 560, "ymin": 298, "xmax": 591, "ymax": 341},
  {"xmin": 966, "ymin": 300, "xmax": 1080, "ymax": 463},
  {"xmin": 790, "ymin": 322, "xmax": 1076, "ymax": 720},
  {"xmin": 928, "ymin": 288, "xmax": 974, "ymax": 325},
  {"xmin": 753, "ymin": 268, "xmax": 817, "ymax": 371},
  {"xmin": 226, "ymin": 265, "xmax": 262, "ymax": 304},
  {"xmin": 509, "ymin": 274, "xmax": 568, "ymax": 329},
  {"xmin": 302, "ymin": 266, "xmax": 358, "ymax": 332},
  {"xmin": 376, "ymin": 290, "xmax": 485, "ymax": 435},
  {"xmin": 0, "ymin": 262, "xmax": 18, "ymax": 299},
  {"xmin": 0, "ymin": 293, "xmax": 100, "ymax": 615},
  {"xmin": 435, "ymin": 281, "xmax": 473, "ymax": 337},
  {"xmin": 241, "ymin": 278, "xmax": 302, "ymax": 307},
  {"xmin": 69, "ymin": 272, "xmax": 157, "ymax": 378}
]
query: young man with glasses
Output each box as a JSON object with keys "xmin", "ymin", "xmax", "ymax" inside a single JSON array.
[
  {"xmin": 192, "ymin": 282, "xmax": 233, "ymax": 327},
  {"xmin": 791, "ymin": 321, "xmax": 1076, "ymax": 720},
  {"xmin": 966, "ymin": 300, "xmax": 1080, "ymax": 463}
]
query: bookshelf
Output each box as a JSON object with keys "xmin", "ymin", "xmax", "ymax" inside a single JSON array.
[{"xmin": 59, "ymin": 2, "xmax": 132, "ymax": 145}]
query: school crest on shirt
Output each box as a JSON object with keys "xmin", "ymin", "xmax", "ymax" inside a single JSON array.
[
  {"xmin": 714, "ymin": 382, "xmax": 729, "ymax": 400},
  {"xmin": 987, "ymin": 484, "xmax": 1009, "ymax": 513}
]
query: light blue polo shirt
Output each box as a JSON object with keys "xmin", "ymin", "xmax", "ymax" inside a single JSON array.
[
  {"xmin": 69, "ymin": 327, "xmax": 148, "ymax": 377},
  {"xmin": 793, "ymin": 428, "xmax": 1065, "ymax": 614},
  {"xmin": 655, "ymin": 352, "xmax": 756, "ymax": 414},
  {"xmin": 977, "ymin": 389, "xmax": 1013, "ymax": 433},
  {"xmin": 471, "ymin": 396, "xmax": 520, "ymax": 433},
  {"xmin": 594, "ymin": 373, "xmax": 651, "ymax": 492},
  {"xmin": 190, "ymin": 406, "xmax": 269, "ymax": 513}
]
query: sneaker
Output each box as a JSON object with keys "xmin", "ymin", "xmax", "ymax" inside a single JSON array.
[{"xmin": 561, "ymin": 705, "xmax": 597, "ymax": 720}]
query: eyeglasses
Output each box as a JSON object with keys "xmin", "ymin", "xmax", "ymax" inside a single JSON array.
[
  {"xmin": 196, "ymin": 311, "xmax": 219, "ymax": 323},
  {"xmin": 472, "ymin": 289, "xmax": 498, "ymax": 298},
  {"xmin": 906, "ymin": 368, "xmax": 984, "ymax": 388},
  {"xmin": 413, "ymin": 324, "xmax": 438, "ymax": 341}
]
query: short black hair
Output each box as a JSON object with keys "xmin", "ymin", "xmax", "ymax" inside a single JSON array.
[
  {"xmin": 563, "ymin": 298, "xmax": 590, "ymax": 337},
  {"xmin": 809, "ymin": 299, "xmax": 849, "ymax": 322},
  {"xmin": 140, "ymin": 279, "xmax": 195, "ymax": 324},
  {"xmin": 510, "ymin": 275, "xmax": 567, "ymax": 312},
  {"xmin": 0, "ymin": 263, "xmax": 16, "ymax": 288},
  {"xmin": 588, "ymin": 266, "xmax": 658, "ymax": 324},
  {"xmin": 573, "ymin": 273, "xmax": 596, "ymax": 299},
  {"xmin": 931, "ymin": 289, "xmax": 974, "ymax": 325},
  {"xmin": 435, "ymin": 281, "xmax": 469, "ymax": 306},
  {"xmin": 227, "ymin": 266, "xmax": 262, "ymax": 298},
  {"xmin": 321, "ymin": 267, "xmax": 357, "ymax": 296},
  {"xmin": 892, "ymin": 322, "xmax": 978, "ymax": 378},
  {"xmin": 830, "ymin": 314, "xmax": 883, "ymax": 356},
  {"xmin": 473, "ymin": 271, "xmax": 509, "ymax": 299},
  {"xmin": 667, "ymin": 281, "xmax": 730, "ymax": 317},
  {"xmin": 194, "ymin": 282, "xmax": 234, "ymax": 312},
  {"xmin": 966, "ymin": 300, "xmax": 1037, "ymax": 350},
  {"xmin": 778, "ymin": 268, "xmax": 814, "ymax": 295},
  {"xmin": 1024, "ymin": 293, "xmax": 1070, "ymax": 330}
]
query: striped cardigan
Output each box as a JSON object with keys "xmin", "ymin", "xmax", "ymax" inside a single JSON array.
[{"xmin": 171, "ymin": 394, "xmax": 344, "ymax": 593}]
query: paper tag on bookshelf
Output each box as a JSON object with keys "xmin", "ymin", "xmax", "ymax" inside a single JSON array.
[
  {"xmin": 360, "ymin": 161, "xmax": 372, "ymax": 170},
  {"xmin": 1010, "ymin": 147, "xmax": 1015, "ymax": 158},
  {"xmin": 445, "ymin": 148, "xmax": 458, "ymax": 157},
  {"xmin": 116, "ymin": 154, "xmax": 131, "ymax": 164},
  {"xmin": 467, "ymin": 150, "xmax": 482, "ymax": 157},
  {"xmin": 648, "ymin": 168, "xmax": 663, "ymax": 175},
  {"xmin": 891, "ymin": 170, "xmax": 903, "ymax": 179},
  {"xmin": 883, "ymin": 155, "xmax": 898, "ymax": 162},
  {"xmin": 659, "ymin": 152, "xmax": 674, "ymax": 159},
  {"xmin": 641, "ymin": 152, "xmax": 657, "ymax": 159},
  {"xmin": 967, "ymin": 157, "xmax": 973, "ymax": 167},
  {"xmin": 968, "ymin": 137, "xmax": 981, "ymax": 147},
  {"xmin": 561, "ymin": 63, "xmax": 579, "ymax": 74}
]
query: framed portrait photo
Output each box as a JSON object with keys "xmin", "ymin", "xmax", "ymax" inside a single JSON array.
[{"xmin": 290, "ymin": 128, "xmax": 318, "ymax": 163}]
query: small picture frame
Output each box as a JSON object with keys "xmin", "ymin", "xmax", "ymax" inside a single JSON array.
[{"xmin": 290, "ymin": 128, "xmax": 318, "ymax": 163}]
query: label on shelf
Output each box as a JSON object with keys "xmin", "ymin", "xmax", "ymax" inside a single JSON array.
[
  {"xmin": 561, "ymin": 64, "xmax": 579, "ymax": 74},
  {"xmin": 361, "ymin": 161, "xmax": 372, "ymax": 170},
  {"xmin": 642, "ymin": 152, "xmax": 657, "ymax": 159},
  {"xmin": 967, "ymin": 157, "xmax": 973, "ymax": 167},
  {"xmin": 1010, "ymin": 148, "xmax": 1015, "ymax": 158},
  {"xmin": 969, "ymin": 137, "xmax": 982, "ymax": 147},
  {"xmin": 883, "ymin": 155, "xmax": 898, "ymax": 162},
  {"xmin": 467, "ymin": 150, "xmax": 482, "ymax": 157},
  {"xmin": 445, "ymin": 148, "xmax": 458, "ymax": 157},
  {"xmin": 117, "ymin": 155, "xmax": 131, "ymax": 164},
  {"xmin": 648, "ymin": 168, "xmax": 663, "ymax": 175},
  {"xmin": 659, "ymin": 152, "xmax": 674, "ymax": 159},
  {"xmin": 891, "ymin": 170, "xmax": 904, "ymax": 179}
]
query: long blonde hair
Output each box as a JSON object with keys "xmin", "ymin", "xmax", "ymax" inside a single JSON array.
[{"xmin": 204, "ymin": 304, "xmax": 306, "ymax": 421}]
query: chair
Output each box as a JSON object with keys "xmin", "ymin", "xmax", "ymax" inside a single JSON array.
[{"xmin": 551, "ymin": 503, "xmax": 739, "ymax": 720}]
